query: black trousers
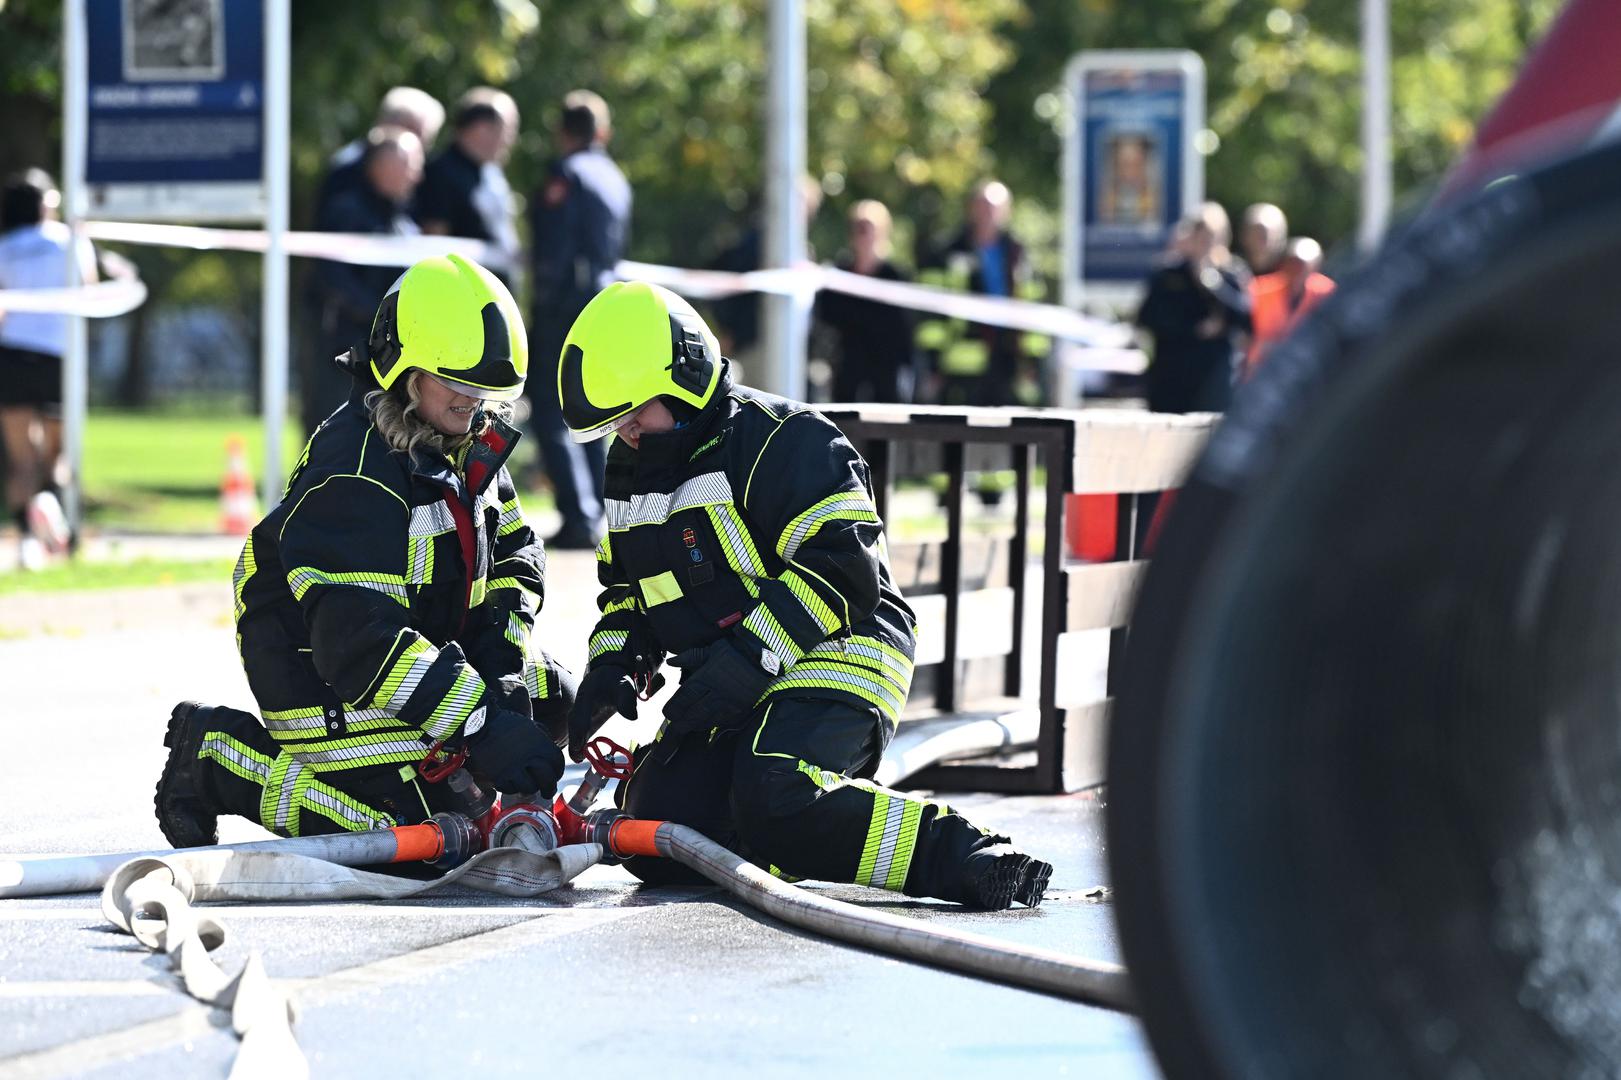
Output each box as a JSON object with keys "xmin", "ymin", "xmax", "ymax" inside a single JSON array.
[
  {"xmin": 191, "ymin": 705, "xmax": 481, "ymax": 837},
  {"xmin": 617, "ymin": 696, "xmax": 999, "ymax": 902},
  {"xmin": 527, "ymin": 323, "xmax": 607, "ymax": 534}
]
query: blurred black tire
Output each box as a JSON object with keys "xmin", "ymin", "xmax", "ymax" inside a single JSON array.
[{"xmin": 1110, "ymin": 141, "xmax": 1621, "ymax": 1078}]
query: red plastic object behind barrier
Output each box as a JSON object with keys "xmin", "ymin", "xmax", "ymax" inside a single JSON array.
[{"xmin": 1065, "ymin": 493, "xmax": 1117, "ymax": 562}]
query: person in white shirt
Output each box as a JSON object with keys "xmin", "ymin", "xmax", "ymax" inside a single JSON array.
[{"xmin": 0, "ymin": 169, "xmax": 97, "ymax": 567}]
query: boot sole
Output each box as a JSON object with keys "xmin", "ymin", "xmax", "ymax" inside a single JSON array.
[
  {"xmin": 1015, "ymin": 859, "xmax": 1054, "ymax": 908},
  {"xmin": 155, "ymin": 701, "xmax": 218, "ymax": 848},
  {"xmin": 973, "ymin": 853, "xmax": 1032, "ymax": 911}
]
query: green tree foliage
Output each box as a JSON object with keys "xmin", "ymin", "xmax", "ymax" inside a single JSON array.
[
  {"xmin": 288, "ymin": 0, "xmax": 1017, "ymax": 265},
  {"xmin": 988, "ymin": 0, "xmax": 1564, "ymax": 252},
  {"xmin": 0, "ymin": 0, "xmax": 1565, "ymax": 292}
]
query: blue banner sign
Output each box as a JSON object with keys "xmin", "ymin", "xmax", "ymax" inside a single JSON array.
[
  {"xmin": 84, "ymin": 0, "xmax": 265, "ymax": 220},
  {"xmin": 1064, "ymin": 51, "xmax": 1205, "ymax": 301}
]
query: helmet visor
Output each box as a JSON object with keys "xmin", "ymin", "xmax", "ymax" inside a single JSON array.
[
  {"xmin": 570, "ymin": 404, "xmax": 640, "ymax": 443},
  {"xmin": 425, "ymin": 371, "xmax": 524, "ymax": 402}
]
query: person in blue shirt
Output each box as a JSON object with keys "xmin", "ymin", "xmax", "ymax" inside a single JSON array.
[
  {"xmin": 525, "ymin": 90, "xmax": 632, "ymax": 550},
  {"xmin": 0, "ymin": 169, "xmax": 97, "ymax": 568}
]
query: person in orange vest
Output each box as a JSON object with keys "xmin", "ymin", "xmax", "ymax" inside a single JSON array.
[{"xmin": 1245, "ymin": 237, "xmax": 1334, "ymax": 377}]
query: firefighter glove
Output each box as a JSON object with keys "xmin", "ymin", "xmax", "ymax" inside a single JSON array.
[
  {"xmin": 467, "ymin": 708, "xmax": 565, "ymax": 798},
  {"xmin": 569, "ymin": 662, "xmax": 663, "ymax": 762},
  {"xmin": 662, "ymin": 638, "xmax": 775, "ymax": 735}
]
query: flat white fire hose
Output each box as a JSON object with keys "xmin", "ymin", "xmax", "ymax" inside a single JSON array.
[
  {"xmin": 651, "ymin": 822, "xmax": 1136, "ymax": 1013},
  {"xmin": 93, "ymin": 842, "xmax": 601, "ymax": 1077}
]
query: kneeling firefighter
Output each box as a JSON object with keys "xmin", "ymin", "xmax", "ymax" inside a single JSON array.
[
  {"xmin": 156, "ymin": 254, "xmax": 574, "ymax": 845},
  {"xmin": 562, "ymin": 281, "xmax": 1052, "ymax": 908}
]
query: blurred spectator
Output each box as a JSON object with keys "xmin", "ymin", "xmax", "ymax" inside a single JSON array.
[
  {"xmin": 316, "ymin": 86, "xmax": 444, "ymax": 212},
  {"xmin": 0, "ymin": 169, "xmax": 96, "ymax": 569},
  {"xmin": 708, "ymin": 177, "xmax": 822, "ymax": 378},
  {"xmin": 1245, "ymin": 236, "xmax": 1335, "ymax": 377},
  {"xmin": 526, "ymin": 90, "xmax": 631, "ymax": 549},
  {"xmin": 415, "ymin": 88, "xmax": 522, "ymax": 286},
  {"xmin": 915, "ymin": 180, "xmax": 1047, "ymax": 406},
  {"xmin": 1136, "ymin": 203, "xmax": 1252, "ymax": 414},
  {"xmin": 815, "ymin": 200, "xmax": 915, "ymax": 403},
  {"xmin": 301, "ymin": 128, "xmax": 423, "ymax": 434},
  {"xmin": 1239, "ymin": 202, "xmax": 1288, "ymax": 277}
]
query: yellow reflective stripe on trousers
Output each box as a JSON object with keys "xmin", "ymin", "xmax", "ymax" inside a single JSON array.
[
  {"xmin": 200, "ymin": 733, "xmax": 273, "ymax": 784},
  {"xmin": 259, "ymin": 753, "xmax": 306, "ymax": 836},
  {"xmin": 856, "ymin": 790, "xmax": 923, "ymax": 891},
  {"xmin": 278, "ymin": 732, "xmax": 429, "ymax": 771},
  {"xmin": 299, "ymin": 777, "xmax": 390, "ymax": 831}
]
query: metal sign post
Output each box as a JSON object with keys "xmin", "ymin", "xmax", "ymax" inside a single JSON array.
[
  {"xmin": 760, "ymin": 0, "xmax": 807, "ymax": 399},
  {"xmin": 61, "ymin": 0, "xmax": 91, "ymax": 538},
  {"xmin": 1063, "ymin": 50, "xmax": 1205, "ymax": 309},
  {"xmin": 261, "ymin": 0, "xmax": 289, "ymax": 509}
]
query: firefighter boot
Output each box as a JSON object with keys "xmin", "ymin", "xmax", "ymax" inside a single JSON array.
[
  {"xmin": 959, "ymin": 842, "xmax": 1054, "ymax": 911},
  {"xmin": 154, "ymin": 701, "xmax": 220, "ymax": 848}
]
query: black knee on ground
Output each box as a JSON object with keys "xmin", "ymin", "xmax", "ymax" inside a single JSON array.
[{"xmin": 728, "ymin": 757, "xmax": 822, "ymax": 869}]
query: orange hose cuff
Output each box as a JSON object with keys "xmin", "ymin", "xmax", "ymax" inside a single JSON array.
[
  {"xmin": 608, "ymin": 818, "xmax": 664, "ymax": 859},
  {"xmin": 391, "ymin": 822, "xmax": 445, "ymax": 863}
]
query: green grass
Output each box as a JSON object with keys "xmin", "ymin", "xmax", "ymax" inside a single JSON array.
[
  {"xmin": 0, "ymin": 556, "xmax": 235, "ymax": 595},
  {"xmin": 84, "ymin": 408, "xmax": 307, "ymax": 533}
]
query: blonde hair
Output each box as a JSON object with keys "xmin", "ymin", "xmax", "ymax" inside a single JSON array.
[{"xmin": 365, "ymin": 370, "xmax": 512, "ymax": 459}]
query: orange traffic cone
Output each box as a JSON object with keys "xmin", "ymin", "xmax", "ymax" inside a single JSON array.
[{"xmin": 220, "ymin": 435, "xmax": 259, "ymax": 536}]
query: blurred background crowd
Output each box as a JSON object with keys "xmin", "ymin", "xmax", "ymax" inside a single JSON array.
[{"xmin": 0, "ymin": 0, "xmax": 1562, "ymax": 552}]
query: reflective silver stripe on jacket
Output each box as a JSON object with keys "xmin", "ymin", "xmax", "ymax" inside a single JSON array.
[{"xmin": 606, "ymin": 472, "xmax": 733, "ymax": 531}]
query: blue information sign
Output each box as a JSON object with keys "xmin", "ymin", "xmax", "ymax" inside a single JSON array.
[
  {"xmin": 1064, "ymin": 51, "xmax": 1205, "ymax": 302},
  {"xmin": 84, "ymin": 0, "xmax": 265, "ymax": 220}
]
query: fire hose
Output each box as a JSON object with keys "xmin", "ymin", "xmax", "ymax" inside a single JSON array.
[{"xmin": 4, "ymin": 737, "xmax": 1132, "ymax": 1017}]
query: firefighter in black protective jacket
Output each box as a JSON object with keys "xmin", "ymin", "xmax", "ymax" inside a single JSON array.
[
  {"xmin": 154, "ymin": 255, "xmax": 573, "ymax": 844},
  {"xmin": 560, "ymin": 281, "xmax": 1053, "ymax": 909}
]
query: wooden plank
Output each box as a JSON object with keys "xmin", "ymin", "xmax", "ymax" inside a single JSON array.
[
  {"xmin": 1068, "ymin": 410, "xmax": 1217, "ymax": 495},
  {"xmin": 1061, "ymin": 700, "xmax": 1112, "ymax": 791},
  {"xmin": 1065, "ymin": 559, "xmax": 1145, "ymax": 630},
  {"xmin": 910, "ymin": 588, "xmax": 1015, "ymax": 666}
]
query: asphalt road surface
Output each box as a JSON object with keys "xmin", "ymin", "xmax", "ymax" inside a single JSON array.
[{"xmin": 0, "ymin": 550, "xmax": 1157, "ymax": 1078}]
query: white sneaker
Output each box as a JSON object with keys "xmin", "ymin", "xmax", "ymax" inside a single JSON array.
[
  {"xmin": 18, "ymin": 536, "xmax": 46, "ymax": 572},
  {"xmin": 25, "ymin": 491, "xmax": 70, "ymax": 555}
]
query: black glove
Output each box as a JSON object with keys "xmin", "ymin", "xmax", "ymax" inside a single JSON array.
[
  {"xmin": 531, "ymin": 660, "xmax": 579, "ymax": 749},
  {"xmin": 466, "ymin": 707, "xmax": 565, "ymax": 798},
  {"xmin": 662, "ymin": 638, "xmax": 777, "ymax": 735},
  {"xmin": 568, "ymin": 663, "xmax": 667, "ymax": 762}
]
